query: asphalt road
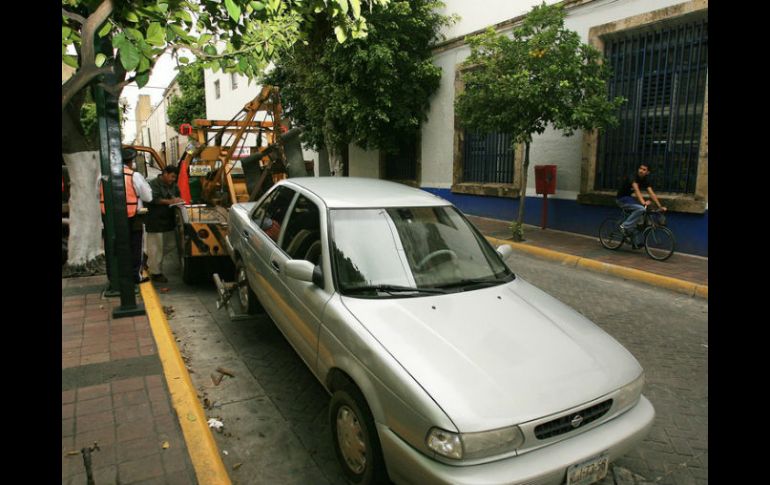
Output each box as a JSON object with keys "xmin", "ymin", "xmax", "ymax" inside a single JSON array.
[{"xmin": 156, "ymin": 250, "xmax": 707, "ymax": 485}]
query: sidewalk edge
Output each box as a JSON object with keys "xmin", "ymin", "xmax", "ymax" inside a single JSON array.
[
  {"xmin": 487, "ymin": 236, "xmax": 708, "ymax": 300},
  {"xmin": 140, "ymin": 282, "xmax": 232, "ymax": 485}
]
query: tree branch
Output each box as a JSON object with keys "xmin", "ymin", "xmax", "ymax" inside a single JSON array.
[
  {"xmin": 61, "ymin": 0, "xmax": 115, "ymax": 111},
  {"xmin": 62, "ymin": 66, "xmax": 114, "ymax": 112},
  {"xmin": 79, "ymin": 0, "xmax": 115, "ymax": 74},
  {"xmin": 61, "ymin": 8, "xmax": 86, "ymax": 25}
]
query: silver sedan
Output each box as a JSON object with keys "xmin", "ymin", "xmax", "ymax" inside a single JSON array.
[{"xmin": 225, "ymin": 177, "xmax": 654, "ymax": 485}]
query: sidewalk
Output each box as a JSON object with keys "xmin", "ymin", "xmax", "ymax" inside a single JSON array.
[
  {"xmin": 62, "ymin": 275, "xmax": 199, "ymax": 485},
  {"xmin": 466, "ymin": 215, "xmax": 707, "ymax": 296}
]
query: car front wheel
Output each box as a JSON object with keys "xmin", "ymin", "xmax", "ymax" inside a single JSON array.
[{"xmin": 330, "ymin": 387, "xmax": 389, "ymax": 485}]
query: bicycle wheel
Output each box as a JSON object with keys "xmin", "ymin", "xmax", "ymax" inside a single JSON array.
[
  {"xmin": 644, "ymin": 226, "xmax": 675, "ymax": 261},
  {"xmin": 599, "ymin": 218, "xmax": 625, "ymax": 250}
]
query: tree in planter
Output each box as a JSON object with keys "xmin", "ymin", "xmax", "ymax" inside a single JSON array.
[
  {"xmin": 61, "ymin": 0, "xmax": 388, "ymax": 273},
  {"xmin": 266, "ymin": 0, "xmax": 454, "ymax": 176},
  {"xmin": 455, "ymin": 2, "xmax": 624, "ymax": 241},
  {"xmin": 167, "ymin": 64, "xmax": 206, "ymax": 130}
]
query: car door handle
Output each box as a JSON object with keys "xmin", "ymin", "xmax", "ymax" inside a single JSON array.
[
  {"xmin": 242, "ymin": 230, "xmax": 250, "ymax": 239},
  {"xmin": 270, "ymin": 260, "xmax": 281, "ymax": 272}
]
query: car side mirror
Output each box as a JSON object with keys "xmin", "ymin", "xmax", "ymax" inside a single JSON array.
[
  {"xmin": 284, "ymin": 259, "xmax": 324, "ymax": 288},
  {"xmin": 497, "ymin": 244, "xmax": 513, "ymax": 260}
]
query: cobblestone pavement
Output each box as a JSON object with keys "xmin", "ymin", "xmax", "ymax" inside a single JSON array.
[
  {"xmin": 156, "ymin": 249, "xmax": 707, "ymax": 485},
  {"xmin": 508, "ymin": 253, "xmax": 708, "ymax": 485}
]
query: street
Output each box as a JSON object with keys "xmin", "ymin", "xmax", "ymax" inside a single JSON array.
[{"xmin": 155, "ymin": 249, "xmax": 707, "ymax": 485}]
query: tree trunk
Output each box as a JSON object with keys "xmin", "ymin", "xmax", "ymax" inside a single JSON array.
[
  {"xmin": 63, "ymin": 151, "xmax": 104, "ymax": 267},
  {"xmin": 62, "ymin": 92, "xmax": 104, "ymax": 274},
  {"xmin": 324, "ymin": 118, "xmax": 345, "ymax": 177},
  {"xmin": 513, "ymin": 141, "xmax": 531, "ymax": 242}
]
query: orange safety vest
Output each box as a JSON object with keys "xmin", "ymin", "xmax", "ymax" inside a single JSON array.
[{"xmin": 100, "ymin": 167, "xmax": 139, "ymax": 217}]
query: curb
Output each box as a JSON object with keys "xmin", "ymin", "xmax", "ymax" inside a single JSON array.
[
  {"xmin": 139, "ymin": 281, "xmax": 232, "ymax": 485},
  {"xmin": 486, "ymin": 236, "xmax": 708, "ymax": 300}
]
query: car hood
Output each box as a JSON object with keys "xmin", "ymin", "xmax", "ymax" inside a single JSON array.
[{"xmin": 340, "ymin": 277, "xmax": 642, "ymax": 432}]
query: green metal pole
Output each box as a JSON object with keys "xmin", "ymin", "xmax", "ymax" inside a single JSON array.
[
  {"xmin": 94, "ymin": 39, "xmax": 144, "ymax": 318},
  {"xmin": 96, "ymin": 81, "xmax": 119, "ymax": 295}
]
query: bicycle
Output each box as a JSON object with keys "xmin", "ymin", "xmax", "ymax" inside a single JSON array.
[{"xmin": 599, "ymin": 206, "xmax": 675, "ymax": 261}]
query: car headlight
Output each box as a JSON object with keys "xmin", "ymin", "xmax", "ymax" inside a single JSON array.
[
  {"xmin": 427, "ymin": 425, "xmax": 525, "ymax": 460},
  {"xmin": 615, "ymin": 373, "xmax": 645, "ymax": 411}
]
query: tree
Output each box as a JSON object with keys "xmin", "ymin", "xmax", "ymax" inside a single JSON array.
[
  {"xmin": 454, "ymin": 2, "xmax": 624, "ymax": 241},
  {"xmin": 167, "ymin": 64, "xmax": 206, "ymax": 129},
  {"xmin": 266, "ymin": 0, "xmax": 454, "ymax": 175},
  {"xmin": 61, "ymin": 0, "xmax": 388, "ymax": 273}
]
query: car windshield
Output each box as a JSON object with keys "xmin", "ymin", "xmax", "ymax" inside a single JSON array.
[{"xmin": 330, "ymin": 207, "xmax": 513, "ymax": 297}]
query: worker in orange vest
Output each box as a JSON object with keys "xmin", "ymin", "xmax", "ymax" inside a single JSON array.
[{"xmin": 100, "ymin": 148, "xmax": 153, "ymax": 284}]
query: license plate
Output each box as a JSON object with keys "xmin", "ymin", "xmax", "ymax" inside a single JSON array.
[
  {"xmin": 189, "ymin": 165, "xmax": 212, "ymax": 176},
  {"xmin": 566, "ymin": 453, "xmax": 609, "ymax": 485}
]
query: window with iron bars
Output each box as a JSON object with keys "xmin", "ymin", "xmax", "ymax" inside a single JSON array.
[
  {"xmin": 384, "ymin": 136, "xmax": 418, "ymax": 181},
  {"xmin": 596, "ymin": 19, "xmax": 707, "ymax": 194},
  {"xmin": 462, "ymin": 130, "xmax": 514, "ymax": 184}
]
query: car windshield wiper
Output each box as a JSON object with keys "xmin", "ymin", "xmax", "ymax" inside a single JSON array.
[
  {"xmin": 433, "ymin": 276, "xmax": 511, "ymax": 292},
  {"xmin": 343, "ymin": 284, "xmax": 449, "ymax": 296}
]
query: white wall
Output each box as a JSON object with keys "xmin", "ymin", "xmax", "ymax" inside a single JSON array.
[
  {"xmin": 419, "ymin": 0, "xmax": 687, "ymax": 199},
  {"xmin": 204, "ymin": 70, "xmax": 261, "ymax": 120},
  {"xmin": 349, "ymin": 145, "xmax": 380, "ymax": 179},
  {"xmin": 438, "ymin": 0, "xmax": 561, "ymax": 40}
]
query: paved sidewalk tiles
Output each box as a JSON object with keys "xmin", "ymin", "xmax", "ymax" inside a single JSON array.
[{"xmin": 62, "ymin": 275, "xmax": 197, "ymax": 485}]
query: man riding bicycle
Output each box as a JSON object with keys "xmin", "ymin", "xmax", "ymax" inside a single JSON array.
[{"xmin": 616, "ymin": 164, "xmax": 667, "ymax": 246}]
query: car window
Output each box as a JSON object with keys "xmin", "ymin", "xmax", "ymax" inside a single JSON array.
[
  {"xmin": 281, "ymin": 195, "xmax": 322, "ymax": 265},
  {"xmin": 330, "ymin": 206, "xmax": 512, "ymax": 296},
  {"xmin": 251, "ymin": 185, "xmax": 295, "ymax": 243}
]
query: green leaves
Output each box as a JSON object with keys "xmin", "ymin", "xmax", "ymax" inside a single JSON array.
[
  {"xmin": 62, "ymin": 0, "xmax": 394, "ymax": 114},
  {"xmin": 350, "ymin": 0, "xmax": 361, "ymax": 18},
  {"xmin": 146, "ymin": 22, "xmax": 165, "ymax": 46},
  {"xmin": 456, "ymin": 2, "xmax": 622, "ymax": 142},
  {"xmin": 225, "ymin": 0, "xmax": 242, "ymax": 22},
  {"xmin": 119, "ymin": 42, "xmax": 141, "ymax": 71},
  {"xmin": 135, "ymin": 70, "xmax": 150, "ymax": 88},
  {"xmin": 267, "ymin": 0, "xmax": 448, "ymax": 153},
  {"xmin": 334, "ymin": 26, "xmax": 348, "ymax": 43},
  {"xmin": 98, "ymin": 23, "xmax": 112, "ymax": 38}
]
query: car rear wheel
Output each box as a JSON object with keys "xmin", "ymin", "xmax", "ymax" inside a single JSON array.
[
  {"xmin": 235, "ymin": 258, "xmax": 262, "ymax": 314},
  {"xmin": 330, "ymin": 386, "xmax": 389, "ymax": 485}
]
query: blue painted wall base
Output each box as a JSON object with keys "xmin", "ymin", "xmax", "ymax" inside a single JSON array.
[{"xmin": 421, "ymin": 188, "xmax": 708, "ymax": 257}]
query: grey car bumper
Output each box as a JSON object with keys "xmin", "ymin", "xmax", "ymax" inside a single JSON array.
[{"xmin": 380, "ymin": 395, "xmax": 655, "ymax": 485}]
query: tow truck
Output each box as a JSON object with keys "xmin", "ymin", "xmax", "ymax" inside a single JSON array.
[{"xmin": 173, "ymin": 85, "xmax": 309, "ymax": 283}]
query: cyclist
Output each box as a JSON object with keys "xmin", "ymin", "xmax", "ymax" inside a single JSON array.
[{"xmin": 616, "ymin": 164, "xmax": 667, "ymax": 247}]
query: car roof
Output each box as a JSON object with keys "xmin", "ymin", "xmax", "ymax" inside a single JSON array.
[{"xmin": 281, "ymin": 177, "xmax": 450, "ymax": 209}]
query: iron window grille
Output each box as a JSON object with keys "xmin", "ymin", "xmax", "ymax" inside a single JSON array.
[
  {"xmin": 596, "ymin": 18, "xmax": 708, "ymax": 194},
  {"xmin": 384, "ymin": 137, "xmax": 418, "ymax": 181},
  {"xmin": 462, "ymin": 130, "xmax": 515, "ymax": 184}
]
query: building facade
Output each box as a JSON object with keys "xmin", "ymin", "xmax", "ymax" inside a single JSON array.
[
  {"xmin": 134, "ymin": 78, "xmax": 187, "ymax": 167},
  {"xmin": 356, "ymin": 0, "xmax": 708, "ymax": 256}
]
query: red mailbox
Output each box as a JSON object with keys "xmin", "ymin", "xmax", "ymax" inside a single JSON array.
[
  {"xmin": 534, "ymin": 165, "xmax": 557, "ymax": 230},
  {"xmin": 535, "ymin": 165, "xmax": 557, "ymax": 195}
]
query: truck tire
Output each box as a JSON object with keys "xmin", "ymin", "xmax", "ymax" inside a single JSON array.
[
  {"xmin": 174, "ymin": 208, "xmax": 200, "ymax": 284},
  {"xmin": 180, "ymin": 255, "xmax": 200, "ymax": 284}
]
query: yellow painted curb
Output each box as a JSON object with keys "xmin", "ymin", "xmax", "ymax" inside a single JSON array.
[
  {"xmin": 487, "ymin": 236, "xmax": 707, "ymax": 300},
  {"xmin": 140, "ymin": 282, "xmax": 232, "ymax": 485}
]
